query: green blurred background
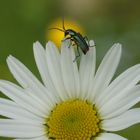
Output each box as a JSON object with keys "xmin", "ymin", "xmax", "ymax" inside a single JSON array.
[{"xmin": 0, "ymin": 0, "xmax": 140, "ymax": 139}]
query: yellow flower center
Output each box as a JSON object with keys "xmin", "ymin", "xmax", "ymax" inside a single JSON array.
[{"xmin": 46, "ymin": 99, "xmax": 100, "ymax": 140}]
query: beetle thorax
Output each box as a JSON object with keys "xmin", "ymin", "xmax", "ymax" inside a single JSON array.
[{"xmin": 65, "ymin": 29, "xmax": 76, "ymax": 36}]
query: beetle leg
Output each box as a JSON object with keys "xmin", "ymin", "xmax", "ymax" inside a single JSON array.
[
  {"xmin": 84, "ymin": 36, "xmax": 96, "ymax": 47},
  {"xmin": 62, "ymin": 37, "xmax": 74, "ymax": 48},
  {"xmin": 62, "ymin": 37, "xmax": 72, "ymax": 42},
  {"xmin": 84, "ymin": 36, "xmax": 90, "ymax": 46},
  {"xmin": 73, "ymin": 46, "xmax": 80, "ymax": 62},
  {"xmin": 84, "ymin": 36, "xmax": 88, "ymax": 40},
  {"xmin": 67, "ymin": 38, "xmax": 75, "ymax": 48},
  {"xmin": 68, "ymin": 40, "xmax": 72, "ymax": 48},
  {"xmin": 70, "ymin": 38, "xmax": 77, "ymax": 47}
]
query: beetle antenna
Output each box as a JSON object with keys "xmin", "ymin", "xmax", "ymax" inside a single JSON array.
[
  {"xmin": 48, "ymin": 28, "xmax": 65, "ymax": 32},
  {"xmin": 62, "ymin": 16, "xmax": 66, "ymax": 30}
]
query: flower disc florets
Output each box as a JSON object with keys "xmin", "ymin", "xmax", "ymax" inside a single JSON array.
[{"xmin": 47, "ymin": 99, "xmax": 100, "ymax": 140}]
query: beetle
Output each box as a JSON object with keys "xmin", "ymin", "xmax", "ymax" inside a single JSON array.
[{"xmin": 49, "ymin": 18, "xmax": 92, "ymax": 61}]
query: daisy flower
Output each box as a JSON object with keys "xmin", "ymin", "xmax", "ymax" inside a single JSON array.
[{"xmin": 0, "ymin": 40, "xmax": 140, "ymax": 140}]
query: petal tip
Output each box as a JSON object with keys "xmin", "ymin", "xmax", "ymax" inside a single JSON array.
[
  {"xmin": 89, "ymin": 40, "xmax": 95, "ymax": 47},
  {"xmin": 33, "ymin": 41, "xmax": 42, "ymax": 49},
  {"xmin": 114, "ymin": 43, "xmax": 122, "ymax": 49},
  {"xmin": 46, "ymin": 41, "xmax": 56, "ymax": 48},
  {"xmin": 6, "ymin": 55, "xmax": 14, "ymax": 62}
]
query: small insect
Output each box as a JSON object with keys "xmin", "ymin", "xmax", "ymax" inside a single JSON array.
[{"xmin": 49, "ymin": 18, "xmax": 93, "ymax": 61}]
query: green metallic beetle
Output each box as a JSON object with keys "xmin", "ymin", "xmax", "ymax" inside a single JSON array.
[{"xmin": 49, "ymin": 18, "xmax": 92, "ymax": 61}]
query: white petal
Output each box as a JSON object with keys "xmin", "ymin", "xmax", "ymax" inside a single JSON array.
[
  {"xmin": 33, "ymin": 41, "xmax": 59, "ymax": 102},
  {"xmin": 61, "ymin": 40, "xmax": 80, "ymax": 98},
  {"xmin": 0, "ymin": 98, "xmax": 44, "ymax": 124},
  {"xmin": 99, "ymin": 85, "xmax": 140, "ymax": 119},
  {"xmin": 15, "ymin": 135, "xmax": 48, "ymax": 140},
  {"xmin": 0, "ymin": 119, "xmax": 46, "ymax": 138},
  {"xmin": 102, "ymin": 108, "xmax": 140, "ymax": 131},
  {"xmin": 79, "ymin": 42, "xmax": 96, "ymax": 99},
  {"xmin": 0, "ymin": 80, "xmax": 47, "ymax": 117},
  {"xmin": 88, "ymin": 43, "xmax": 121, "ymax": 102},
  {"xmin": 97, "ymin": 64, "xmax": 140, "ymax": 108},
  {"xmin": 95, "ymin": 133, "xmax": 127, "ymax": 140},
  {"xmin": 7, "ymin": 55, "xmax": 55, "ymax": 108},
  {"xmin": 45, "ymin": 41, "xmax": 68, "ymax": 100},
  {"xmin": 33, "ymin": 41, "xmax": 51, "ymax": 87}
]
